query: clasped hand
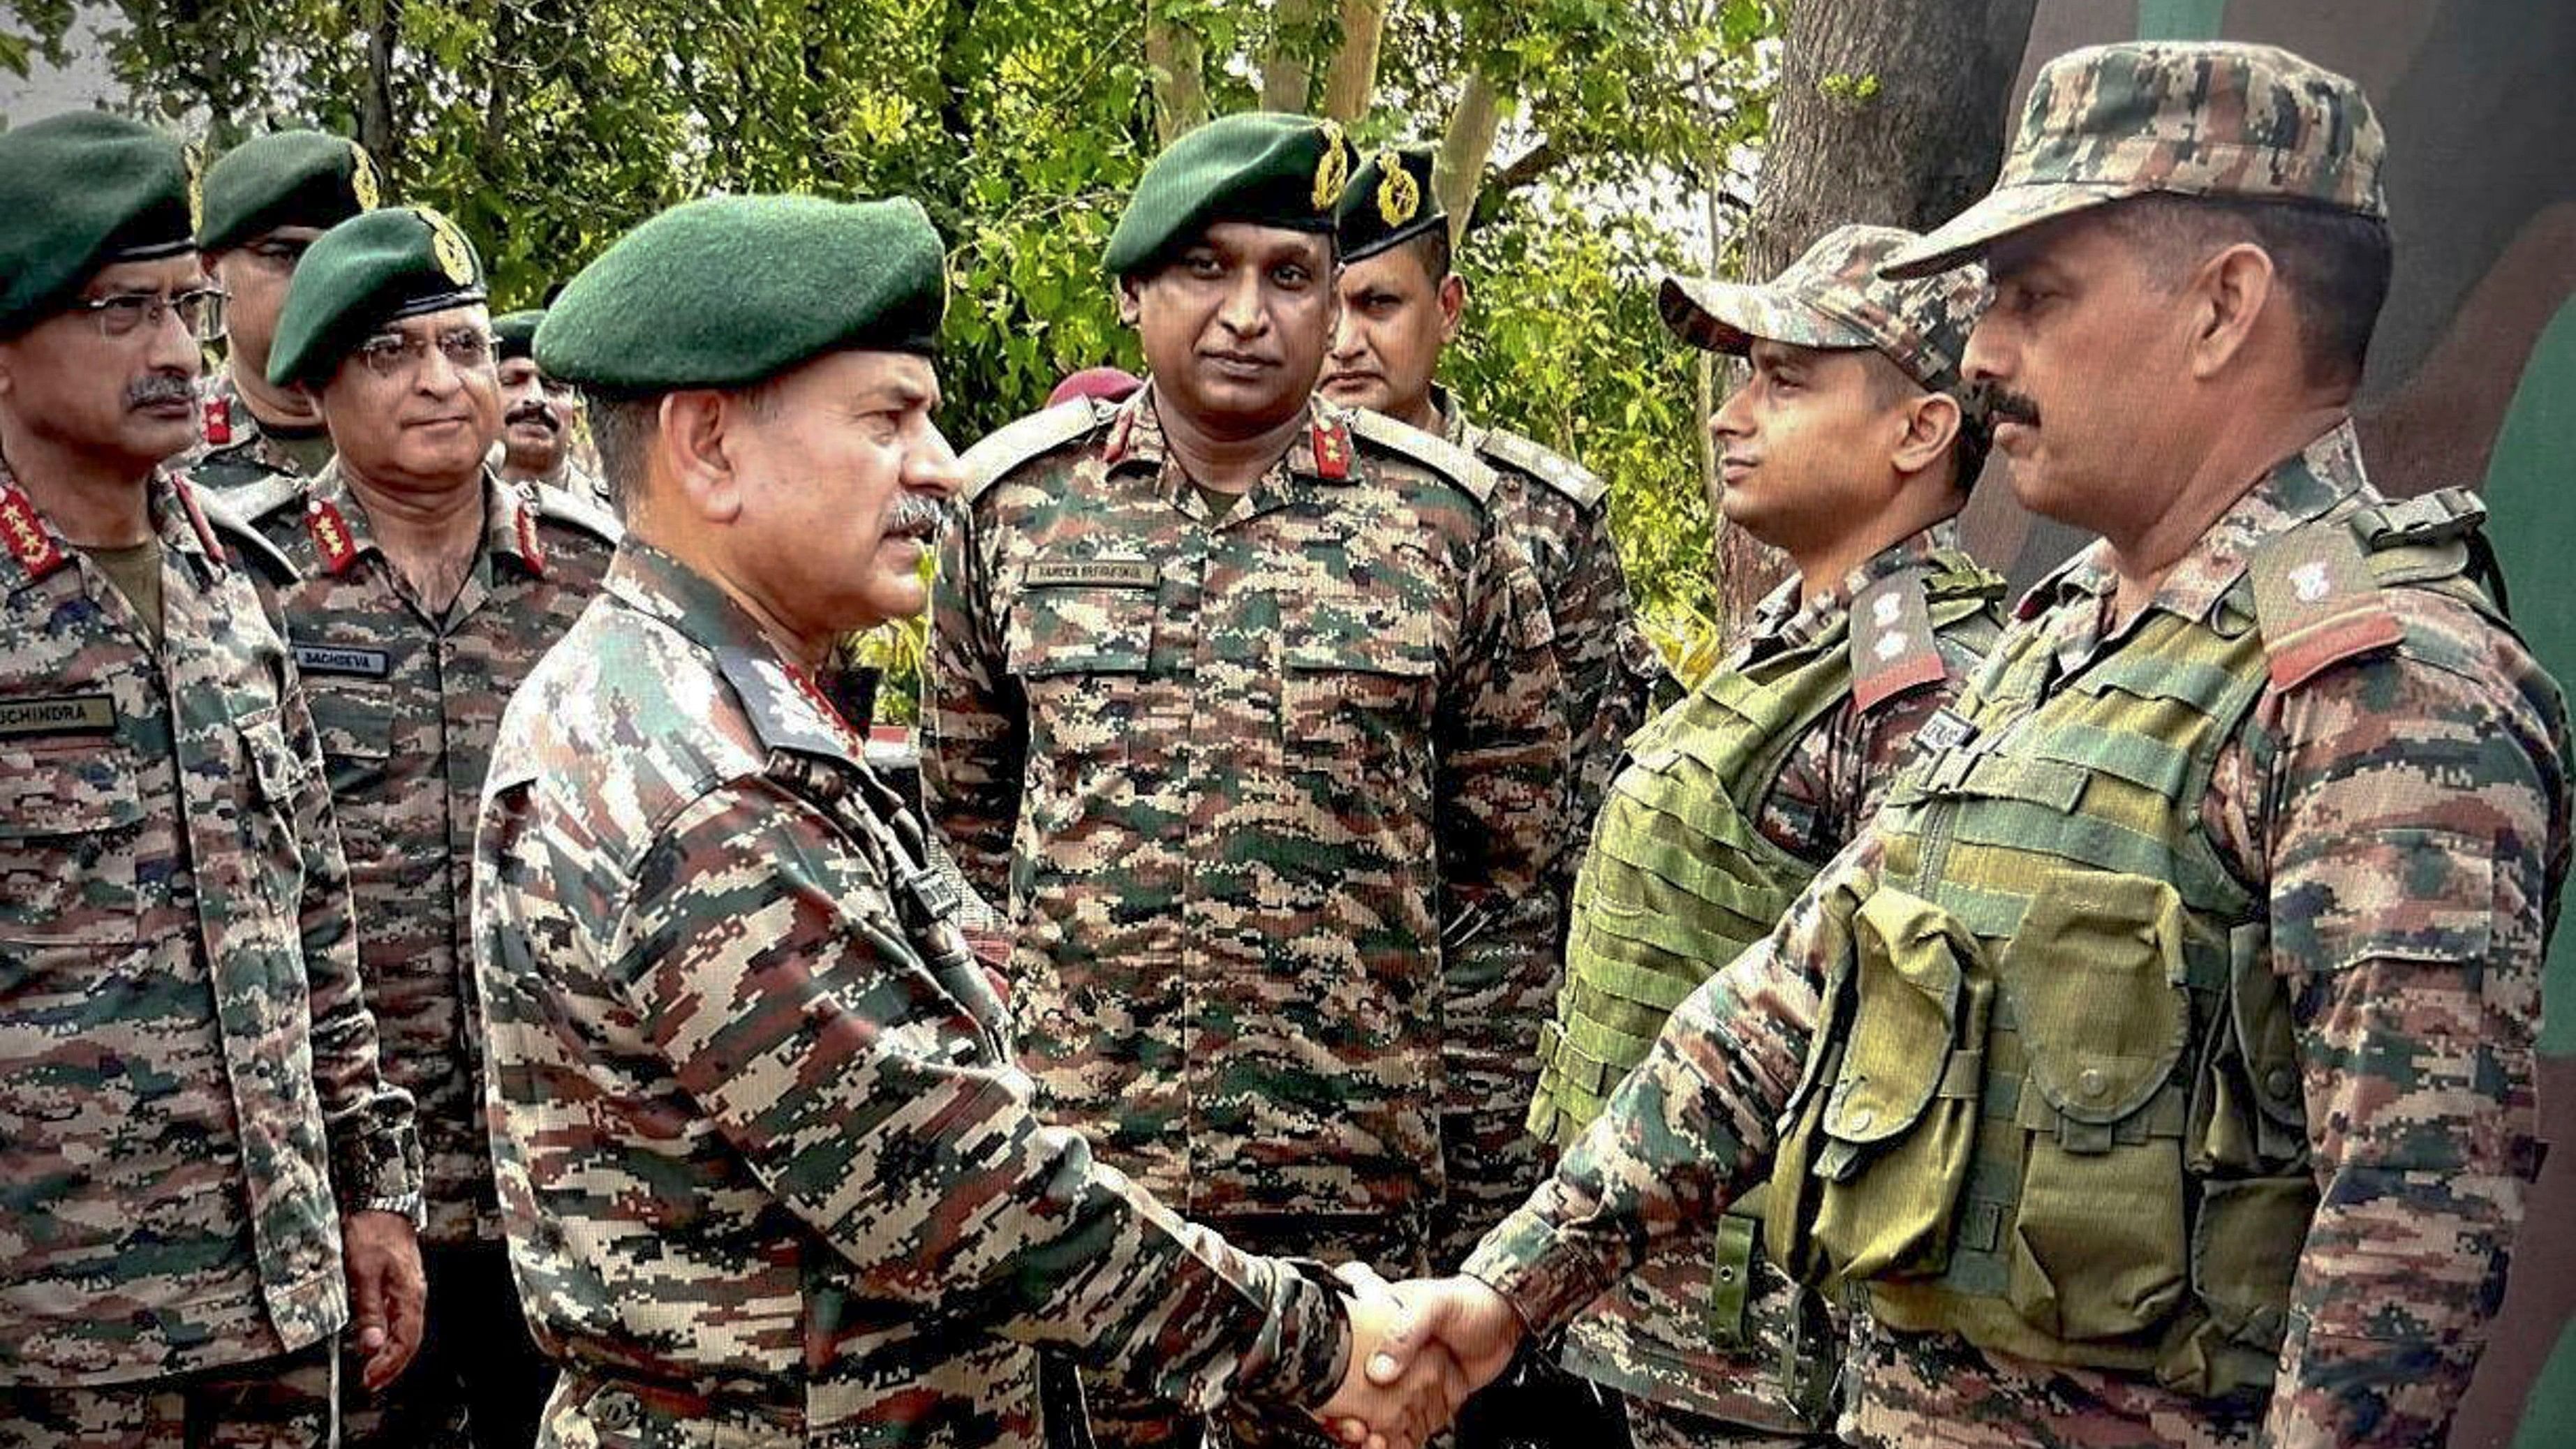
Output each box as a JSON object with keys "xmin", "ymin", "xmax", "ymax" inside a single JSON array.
[{"xmin": 1309, "ymin": 1265, "xmax": 1527, "ymax": 1449}]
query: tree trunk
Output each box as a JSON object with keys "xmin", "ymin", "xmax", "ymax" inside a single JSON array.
[
  {"xmin": 1435, "ymin": 70, "xmax": 1504, "ymax": 247},
  {"xmin": 1145, "ymin": 16, "xmax": 1207, "ymax": 146},
  {"xmin": 1317, "ymin": 0, "xmax": 1386, "ymax": 121},
  {"xmin": 1711, "ymin": 0, "xmax": 2036, "ymax": 632},
  {"xmin": 1259, "ymin": 0, "xmax": 1316, "ymax": 112},
  {"xmin": 357, "ymin": 0, "xmax": 401, "ymax": 179}
]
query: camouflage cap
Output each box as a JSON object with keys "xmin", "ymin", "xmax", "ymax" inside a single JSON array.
[
  {"xmin": 1659, "ymin": 224, "xmax": 1987, "ymax": 393},
  {"xmin": 1883, "ymin": 41, "xmax": 2387, "ymax": 280}
]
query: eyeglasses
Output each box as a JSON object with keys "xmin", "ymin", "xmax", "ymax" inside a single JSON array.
[
  {"xmin": 355, "ymin": 327, "xmax": 498, "ymax": 380},
  {"xmin": 72, "ymin": 286, "xmax": 228, "ymax": 343}
]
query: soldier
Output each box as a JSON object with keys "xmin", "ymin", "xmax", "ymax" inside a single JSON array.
[
  {"xmin": 1355, "ymin": 40, "xmax": 2573, "ymax": 1449},
  {"xmin": 472, "ymin": 190, "xmax": 1465, "ymax": 1449},
  {"xmin": 0, "ymin": 112, "xmax": 424, "ymax": 1446},
  {"xmin": 191, "ymin": 128, "xmax": 383, "ymax": 491},
  {"xmin": 1526, "ymin": 225, "xmax": 2004, "ymax": 1449},
  {"xmin": 228, "ymin": 205, "xmax": 621, "ymax": 1448},
  {"xmin": 922, "ymin": 112, "xmax": 1571, "ymax": 1446},
  {"xmin": 491, "ymin": 308, "xmax": 607, "ymax": 507},
  {"xmin": 1323, "ymin": 144, "xmax": 1666, "ymax": 1274}
]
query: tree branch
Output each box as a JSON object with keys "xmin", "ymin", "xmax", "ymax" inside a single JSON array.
[
  {"xmin": 1144, "ymin": 13, "xmax": 1206, "ymax": 146},
  {"xmin": 1258, "ymin": 0, "xmax": 1316, "ymax": 112}
]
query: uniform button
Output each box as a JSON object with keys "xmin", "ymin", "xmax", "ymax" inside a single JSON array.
[
  {"xmin": 1715, "ymin": 1266, "xmax": 1738, "ymax": 1284},
  {"xmin": 1848, "ymin": 1106, "xmax": 1876, "ymax": 1131},
  {"xmin": 2077, "ymin": 1067, "xmax": 2108, "ymax": 1101},
  {"xmin": 2264, "ymin": 1067, "xmax": 2297, "ymax": 1101}
]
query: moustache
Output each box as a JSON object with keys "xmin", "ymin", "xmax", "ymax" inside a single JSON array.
[
  {"xmin": 1963, "ymin": 379, "xmax": 2040, "ymax": 429},
  {"xmin": 505, "ymin": 401, "xmax": 561, "ymax": 433},
  {"xmin": 884, "ymin": 491, "xmax": 949, "ymax": 544},
  {"xmin": 126, "ymin": 374, "xmax": 195, "ymax": 411}
]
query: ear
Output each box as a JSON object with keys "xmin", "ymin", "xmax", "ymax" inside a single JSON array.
[
  {"xmin": 660, "ymin": 389, "xmax": 745, "ymax": 525},
  {"xmin": 1113, "ymin": 274, "xmax": 1144, "ymax": 328},
  {"xmin": 2186, "ymin": 241, "xmax": 2274, "ymax": 382},
  {"xmin": 1890, "ymin": 388, "xmax": 1963, "ymax": 480},
  {"xmin": 1436, "ymin": 272, "xmax": 1466, "ymax": 345}
]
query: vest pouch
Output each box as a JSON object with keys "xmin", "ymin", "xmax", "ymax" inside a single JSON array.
[
  {"xmin": 1805, "ymin": 884, "xmax": 1992, "ymax": 1284},
  {"xmin": 1763, "ymin": 873, "xmax": 1868, "ymax": 1283},
  {"xmin": 1999, "ymin": 868, "xmax": 2193, "ymax": 1343},
  {"xmin": 2156, "ymin": 1172, "xmax": 2310, "ymax": 1398},
  {"xmin": 2189, "ymin": 921, "xmax": 2310, "ymax": 1176}
]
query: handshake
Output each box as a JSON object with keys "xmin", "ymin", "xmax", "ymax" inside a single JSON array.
[{"xmin": 1307, "ymin": 1266, "xmax": 1530, "ymax": 1449}]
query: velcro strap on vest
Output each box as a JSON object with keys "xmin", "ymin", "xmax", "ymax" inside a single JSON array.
[
  {"xmin": 1710, "ymin": 1210, "xmax": 1759, "ymax": 1347},
  {"xmin": 2014, "ymin": 1076, "xmax": 2191, "ymax": 1154}
]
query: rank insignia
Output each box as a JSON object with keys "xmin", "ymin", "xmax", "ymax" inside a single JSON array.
[
  {"xmin": 1310, "ymin": 415, "xmax": 1352, "ymax": 480},
  {"xmin": 184, "ymin": 141, "xmax": 205, "ymax": 235},
  {"xmin": 512, "ymin": 503, "xmax": 546, "ymax": 576},
  {"xmin": 306, "ymin": 497, "xmax": 359, "ymax": 574},
  {"xmin": 0, "ymin": 482, "xmax": 67, "ymax": 581},
  {"xmin": 172, "ymin": 477, "xmax": 225, "ymax": 563},
  {"xmin": 203, "ymin": 393, "xmax": 233, "ymax": 446}
]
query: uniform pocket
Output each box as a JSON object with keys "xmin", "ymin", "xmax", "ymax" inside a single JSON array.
[
  {"xmin": 0, "ymin": 743, "xmax": 145, "ymax": 947},
  {"xmin": 1005, "ymin": 586, "xmax": 1153, "ymax": 774},
  {"xmin": 1803, "ymin": 884, "xmax": 1992, "ymax": 1283},
  {"xmin": 1280, "ymin": 626, "xmax": 1437, "ymax": 822},
  {"xmin": 1999, "ymin": 868, "xmax": 2192, "ymax": 1342}
]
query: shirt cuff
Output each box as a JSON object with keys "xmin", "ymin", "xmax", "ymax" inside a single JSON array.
[{"xmin": 1459, "ymin": 1204, "xmax": 1624, "ymax": 1339}]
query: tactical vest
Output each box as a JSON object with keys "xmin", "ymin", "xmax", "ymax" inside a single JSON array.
[
  {"xmin": 1532, "ymin": 551, "xmax": 2004, "ymax": 1145},
  {"xmin": 1764, "ymin": 491, "xmax": 2503, "ymax": 1400},
  {"xmin": 1532, "ymin": 551, "xmax": 2001, "ymax": 1432}
]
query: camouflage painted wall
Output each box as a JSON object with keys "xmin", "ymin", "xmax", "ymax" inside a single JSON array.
[{"xmin": 1953, "ymin": 3, "xmax": 2576, "ymax": 1443}]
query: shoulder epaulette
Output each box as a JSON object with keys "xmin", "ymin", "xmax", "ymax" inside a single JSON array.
[
  {"xmin": 216, "ymin": 468, "xmax": 310, "ymax": 527},
  {"xmin": 194, "ymin": 486, "xmax": 299, "ymax": 582},
  {"xmin": 529, "ymin": 482, "xmax": 623, "ymax": 547},
  {"xmin": 961, "ymin": 399, "xmax": 1111, "ymax": 503},
  {"xmin": 2250, "ymin": 519, "xmax": 2403, "ymax": 690},
  {"xmin": 1849, "ymin": 571, "xmax": 1950, "ymax": 713},
  {"xmin": 1347, "ymin": 406, "xmax": 1496, "ymax": 507},
  {"xmin": 1475, "ymin": 426, "xmax": 1607, "ymax": 512}
]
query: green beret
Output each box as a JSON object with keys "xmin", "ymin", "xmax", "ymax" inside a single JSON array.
[
  {"xmin": 536, "ymin": 194, "xmax": 947, "ymax": 394},
  {"xmin": 200, "ymin": 131, "xmax": 384, "ymax": 254},
  {"xmin": 268, "ymin": 205, "xmax": 489, "ymax": 387},
  {"xmin": 1104, "ymin": 112, "xmax": 1359, "ymax": 277},
  {"xmin": 1335, "ymin": 145, "xmax": 1442, "ymax": 265},
  {"xmin": 493, "ymin": 309, "xmax": 545, "ymax": 362},
  {"xmin": 0, "ymin": 112, "xmax": 196, "ymax": 336}
]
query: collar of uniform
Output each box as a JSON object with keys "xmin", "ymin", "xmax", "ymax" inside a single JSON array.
[
  {"xmin": 2022, "ymin": 419, "xmax": 2367, "ymax": 632},
  {"xmin": 1743, "ymin": 519, "xmax": 1962, "ymax": 662},
  {"xmin": 1431, "ymin": 385, "xmax": 1472, "ymax": 449},
  {"xmin": 1111, "ymin": 387, "xmax": 1369, "ymax": 495},
  {"xmin": 0, "ymin": 461, "xmax": 218, "ymax": 593},
  {"xmin": 301, "ymin": 459, "xmax": 384, "ymax": 572},
  {"xmin": 483, "ymin": 468, "xmax": 547, "ymax": 579},
  {"xmin": 602, "ymin": 541, "xmax": 861, "ymax": 771}
]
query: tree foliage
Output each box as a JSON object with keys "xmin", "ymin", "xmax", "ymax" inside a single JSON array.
[{"xmin": 6, "ymin": 0, "xmax": 1782, "ymax": 707}]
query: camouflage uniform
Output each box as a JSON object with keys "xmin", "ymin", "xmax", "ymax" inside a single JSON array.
[
  {"xmin": 1464, "ymin": 423, "xmax": 2570, "ymax": 1448},
  {"xmin": 0, "ymin": 465, "xmax": 421, "ymax": 1432},
  {"xmin": 1430, "ymin": 388, "xmax": 1661, "ymax": 1268},
  {"xmin": 924, "ymin": 390, "xmax": 1569, "ymax": 1441},
  {"xmin": 187, "ymin": 371, "xmax": 334, "ymax": 493},
  {"xmin": 473, "ymin": 541, "xmax": 1356, "ymax": 1447},
  {"xmin": 229, "ymin": 460, "xmax": 617, "ymax": 1444},
  {"xmin": 1544, "ymin": 528, "xmax": 2004, "ymax": 1449}
]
